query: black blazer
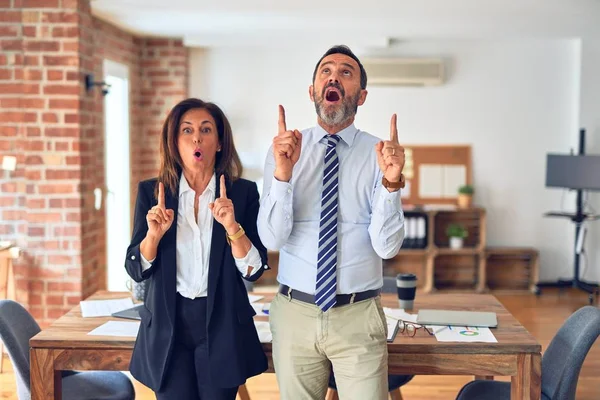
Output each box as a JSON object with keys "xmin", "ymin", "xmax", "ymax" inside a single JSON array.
[{"xmin": 124, "ymin": 176, "xmax": 268, "ymax": 391}]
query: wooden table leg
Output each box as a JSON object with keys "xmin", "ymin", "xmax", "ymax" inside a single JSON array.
[
  {"xmin": 390, "ymin": 388, "xmax": 404, "ymax": 400},
  {"xmin": 326, "ymin": 388, "xmax": 339, "ymax": 400},
  {"xmin": 424, "ymin": 255, "xmax": 435, "ymax": 293},
  {"xmin": 511, "ymin": 353, "xmax": 541, "ymax": 400},
  {"xmin": 30, "ymin": 348, "xmax": 62, "ymax": 400},
  {"xmin": 238, "ymin": 384, "xmax": 251, "ymax": 400},
  {"xmin": 529, "ymin": 252, "xmax": 540, "ymax": 294},
  {"xmin": 476, "ymin": 253, "xmax": 488, "ymax": 293}
]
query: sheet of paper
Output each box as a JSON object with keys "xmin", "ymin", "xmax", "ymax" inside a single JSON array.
[
  {"xmin": 442, "ymin": 165, "xmax": 467, "ymax": 198},
  {"xmin": 80, "ymin": 298, "xmax": 134, "ymax": 318},
  {"xmin": 254, "ymin": 321, "xmax": 272, "ymax": 343},
  {"xmin": 248, "ymin": 294, "xmax": 263, "ymax": 303},
  {"xmin": 429, "ymin": 325, "xmax": 498, "ymax": 343},
  {"xmin": 87, "ymin": 321, "xmax": 140, "ymax": 337},
  {"xmin": 383, "ymin": 308, "xmax": 418, "ymax": 323},
  {"xmin": 419, "ymin": 164, "xmax": 443, "ymax": 197}
]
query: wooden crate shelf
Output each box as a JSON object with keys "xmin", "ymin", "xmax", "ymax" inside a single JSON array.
[
  {"xmin": 434, "ymin": 254, "xmax": 481, "ymax": 290},
  {"xmin": 433, "ymin": 209, "xmax": 486, "ymax": 249},
  {"xmin": 385, "ymin": 208, "xmax": 487, "ymax": 293},
  {"xmin": 485, "ymin": 247, "xmax": 539, "ymax": 293},
  {"xmin": 436, "ymin": 248, "xmax": 481, "ymax": 255}
]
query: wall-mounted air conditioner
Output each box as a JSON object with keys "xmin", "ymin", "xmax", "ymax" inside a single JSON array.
[{"xmin": 362, "ymin": 58, "xmax": 445, "ymax": 86}]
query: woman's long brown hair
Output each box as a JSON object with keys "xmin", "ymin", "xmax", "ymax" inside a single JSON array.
[{"xmin": 155, "ymin": 98, "xmax": 243, "ymax": 199}]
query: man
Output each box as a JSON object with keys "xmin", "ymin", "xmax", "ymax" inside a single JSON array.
[{"xmin": 257, "ymin": 45, "xmax": 406, "ymax": 400}]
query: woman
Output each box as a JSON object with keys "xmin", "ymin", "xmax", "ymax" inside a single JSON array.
[{"xmin": 124, "ymin": 98, "xmax": 268, "ymax": 399}]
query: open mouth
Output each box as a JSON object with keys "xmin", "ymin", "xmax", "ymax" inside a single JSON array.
[
  {"xmin": 325, "ymin": 87, "xmax": 342, "ymax": 103},
  {"xmin": 193, "ymin": 149, "xmax": 203, "ymax": 161}
]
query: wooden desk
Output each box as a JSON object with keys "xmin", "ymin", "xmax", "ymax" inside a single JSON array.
[
  {"xmin": 30, "ymin": 291, "xmax": 541, "ymax": 400},
  {"xmin": 0, "ymin": 244, "xmax": 15, "ymax": 302}
]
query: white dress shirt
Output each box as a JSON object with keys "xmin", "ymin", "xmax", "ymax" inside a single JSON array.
[
  {"xmin": 257, "ymin": 124, "xmax": 405, "ymax": 295},
  {"xmin": 141, "ymin": 173, "xmax": 262, "ymax": 299}
]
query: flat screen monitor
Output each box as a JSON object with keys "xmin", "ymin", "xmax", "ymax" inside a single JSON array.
[{"xmin": 545, "ymin": 154, "xmax": 600, "ymax": 191}]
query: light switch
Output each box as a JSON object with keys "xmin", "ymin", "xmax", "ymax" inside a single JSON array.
[
  {"xmin": 1, "ymin": 155, "xmax": 16, "ymax": 171},
  {"xmin": 94, "ymin": 188, "xmax": 102, "ymax": 210}
]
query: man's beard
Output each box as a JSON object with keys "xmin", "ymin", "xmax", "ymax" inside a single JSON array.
[{"xmin": 315, "ymin": 84, "xmax": 360, "ymax": 126}]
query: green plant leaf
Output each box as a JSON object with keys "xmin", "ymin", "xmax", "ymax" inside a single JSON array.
[
  {"xmin": 446, "ymin": 223, "xmax": 468, "ymax": 238},
  {"xmin": 458, "ymin": 184, "xmax": 474, "ymax": 195}
]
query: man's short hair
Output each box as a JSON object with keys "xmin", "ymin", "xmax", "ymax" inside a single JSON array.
[{"xmin": 312, "ymin": 45, "xmax": 367, "ymax": 90}]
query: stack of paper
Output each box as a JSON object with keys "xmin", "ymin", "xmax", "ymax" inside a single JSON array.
[
  {"xmin": 383, "ymin": 307, "xmax": 418, "ymax": 323},
  {"xmin": 383, "ymin": 308, "xmax": 498, "ymax": 343},
  {"xmin": 88, "ymin": 321, "xmax": 140, "ymax": 337},
  {"xmin": 80, "ymin": 298, "xmax": 134, "ymax": 318},
  {"xmin": 248, "ymin": 294, "xmax": 264, "ymax": 303},
  {"xmin": 428, "ymin": 325, "xmax": 497, "ymax": 343}
]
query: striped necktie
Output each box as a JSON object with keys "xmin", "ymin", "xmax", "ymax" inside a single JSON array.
[{"xmin": 315, "ymin": 134, "xmax": 341, "ymax": 312}]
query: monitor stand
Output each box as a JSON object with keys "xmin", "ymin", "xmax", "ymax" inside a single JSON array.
[{"xmin": 537, "ymin": 129, "xmax": 600, "ymax": 305}]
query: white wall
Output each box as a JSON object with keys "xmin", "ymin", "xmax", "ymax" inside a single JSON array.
[
  {"xmin": 578, "ymin": 39, "xmax": 600, "ymax": 283},
  {"xmin": 189, "ymin": 39, "xmax": 582, "ymax": 282}
]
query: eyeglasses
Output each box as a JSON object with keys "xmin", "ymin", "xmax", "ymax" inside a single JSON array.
[{"xmin": 398, "ymin": 319, "xmax": 434, "ymax": 337}]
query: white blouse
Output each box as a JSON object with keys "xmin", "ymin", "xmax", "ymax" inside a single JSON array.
[{"xmin": 141, "ymin": 173, "xmax": 262, "ymax": 299}]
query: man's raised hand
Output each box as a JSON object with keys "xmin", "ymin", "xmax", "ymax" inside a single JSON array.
[{"xmin": 273, "ymin": 105, "xmax": 302, "ymax": 182}]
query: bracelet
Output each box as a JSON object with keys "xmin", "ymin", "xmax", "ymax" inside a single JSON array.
[{"xmin": 226, "ymin": 224, "xmax": 245, "ymax": 245}]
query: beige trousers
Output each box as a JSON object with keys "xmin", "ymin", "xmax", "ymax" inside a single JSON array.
[{"xmin": 269, "ymin": 293, "xmax": 388, "ymax": 400}]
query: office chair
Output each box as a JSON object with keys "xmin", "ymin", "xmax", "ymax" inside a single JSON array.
[
  {"xmin": 456, "ymin": 305, "xmax": 600, "ymax": 400},
  {"xmin": 0, "ymin": 299, "xmax": 135, "ymax": 400}
]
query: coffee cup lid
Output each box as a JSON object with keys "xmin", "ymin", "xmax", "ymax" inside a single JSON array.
[{"xmin": 397, "ymin": 273, "xmax": 417, "ymax": 281}]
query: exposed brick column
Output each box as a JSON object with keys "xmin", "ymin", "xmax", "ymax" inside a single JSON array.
[
  {"xmin": 1, "ymin": 0, "xmax": 86, "ymax": 321},
  {"xmin": 79, "ymin": 0, "xmax": 104, "ymax": 298},
  {"xmin": 135, "ymin": 38, "xmax": 188, "ymax": 186}
]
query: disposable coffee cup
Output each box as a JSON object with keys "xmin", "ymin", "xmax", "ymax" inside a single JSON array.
[{"xmin": 396, "ymin": 273, "xmax": 417, "ymax": 310}]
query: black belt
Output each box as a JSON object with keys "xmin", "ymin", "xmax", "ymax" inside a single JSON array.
[{"xmin": 279, "ymin": 285, "xmax": 380, "ymax": 307}]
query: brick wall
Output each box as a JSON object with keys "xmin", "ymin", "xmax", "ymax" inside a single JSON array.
[
  {"xmin": 0, "ymin": 2, "xmax": 26, "ymax": 247},
  {"xmin": 0, "ymin": 0, "xmax": 189, "ymax": 325},
  {"xmin": 1, "ymin": 0, "xmax": 85, "ymax": 321}
]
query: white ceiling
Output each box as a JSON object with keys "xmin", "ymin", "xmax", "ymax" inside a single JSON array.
[{"xmin": 91, "ymin": 0, "xmax": 600, "ymax": 47}]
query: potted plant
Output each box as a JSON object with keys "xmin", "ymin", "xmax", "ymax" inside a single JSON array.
[
  {"xmin": 446, "ymin": 223, "xmax": 468, "ymax": 249},
  {"xmin": 457, "ymin": 184, "xmax": 474, "ymax": 209}
]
